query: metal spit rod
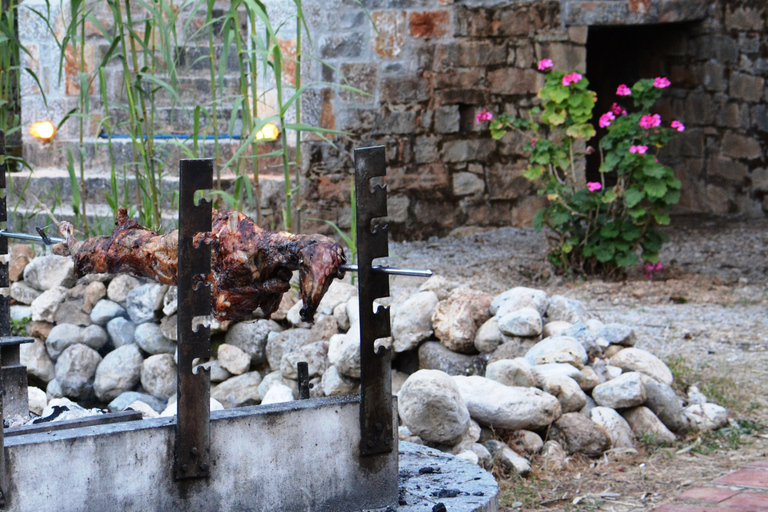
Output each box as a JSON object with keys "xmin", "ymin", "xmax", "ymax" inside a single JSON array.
[{"xmin": 0, "ymin": 229, "xmax": 63, "ymax": 245}]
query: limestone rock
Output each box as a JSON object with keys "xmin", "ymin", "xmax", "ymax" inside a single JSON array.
[
  {"xmin": 140, "ymin": 354, "xmax": 177, "ymax": 399},
  {"xmin": 162, "ymin": 286, "xmax": 178, "ymax": 316},
  {"xmin": 516, "ymin": 430, "xmax": 544, "ymax": 454},
  {"xmin": 90, "ymin": 299, "xmax": 127, "ymax": 326},
  {"xmin": 211, "ymin": 371, "xmax": 263, "ymax": 408},
  {"xmin": 257, "ymin": 371, "xmax": 297, "ymax": 401},
  {"xmin": 453, "ymin": 375, "xmax": 561, "ymax": 430},
  {"xmin": 540, "ymin": 440, "xmax": 567, "ymax": 471},
  {"xmin": 332, "ymin": 302, "xmax": 350, "ymax": 332},
  {"xmin": 497, "ymin": 307, "xmax": 543, "ymax": 337},
  {"xmin": 470, "ymin": 443, "xmax": 493, "ymax": 469},
  {"xmin": 417, "ymin": 341, "xmax": 475, "ymax": 376},
  {"xmin": 134, "ymin": 322, "xmax": 176, "ymax": 355},
  {"xmin": 266, "ymin": 328, "xmax": 311, "ymax": 371},
  {"xmin": 281, "ymin": 341, "xmax": 327, "ymax": 379},
  {"xmin": 161, "ymin": 398, "xmax": 224, "ymax": 417},
  {"xmin": 328, "ymin": 324, "xmax": 361, "ymax": 378},
  {"xmin": 81, "ymin": 324, "xmax": 108, "ymax": 351},
  {"xmin": 530, "ymin": 363, "xmax": 583, "ymax": 387},
  {"xmin": 55, "ymin": 344, "xmax": 103, "ymax": 400},
  {"xmin": 391, "ymin": 291, "xmax": 438, "ymax": 353},
  {"xmin": 29, "ymin": 320, "xmax": 53, "ymax": 341},
  {"xmin": 546, "ymin": 295, "xmax": 589, "ymax": 324},
  {"xmin": 418, "ymin": 275, "xmax": 460, "ymax": 301},
  {"xmin": 46, "ymin": 379, "xmax": 63, "ymax": 400},
  {"xmin": 560, "ymin": 322, "xmax": 601, "ymax": 357},
  {"xmin": 322, "ymin": 365, "xmax": 359, "ymax": 396},
  {"xmin": 11, "ymin": 305, "xmax": 32, "ymax": 321},
  {"xmin": 225, "ymin": 319, "xmax": 283, "ymax": 366},
  {"xmin": 609, "ymin": 348, "xmax": 673, "ymax": 385},
  {"xmin": 126, "ymin": 283, "xmax": 166, "ymax": 324},
  {"xmin": 31, "ymin": 286, "xmax": 68, "ymax": 323},
  {"xmin": 392, "ymin": 370, "xmax": 409, "ymax": 395},
  {"xmin": 432, "ymin": 288, "xmax": 492, "ymax": 354},
  {"xmin": 644, "ymin": 379, "xmax": 688, "ymax": 432},
  {"xmin": 491, "ymin": 287, "xmax": 549, "ymax": 317},
  {"xmin": 592, "ymin": 372, "xmax": 646, "ymax": 409},
  {"xmin": 217, "ymin": 344, "xmax": 251, "ymax": 375},
  {"xmin": 306, "ymin": 315, "xmax": 339, "ymax": 344},
  {"xmin": 488, "ymin": 337, "xmax": 538, "ymax": 364},
  {"xmin": 107, "ymin": 275, "xmax": 143, "ymax": 304},
  {"xmin": 483, "ymin": 440, "xmax": 530, "ymax": 476},
  {"xmin": 525, "ymin": 336, "xmax": 587, "ymax": 366},
  {"xmin": 94, "ymin": 344, "xmax": 144, "ymax": 402},
  {"xmin": 28, "ymin": 386, "xmax": 47, "ymax": 416},
  {"xmin": 455, "ymin": 450, "xmax": 479, "ymax": 465},
  {"xmin": 541, "ymin": 375, "xmax": 588, "ymax": 413},
  {"xmin": 46, "ymin": 324, "xmax": 85, "ymax": 360},
  {"xmin": 10, "ymin": 281, "xmax": 41, "ymax": 305},
  {"xmin": 550, "ymin": 412, "xmax": 611, "ymax": 456},
  {"xmin": 485, "ymin": 358, "xmax": 534, "ymax": 388},
  {"xmin": 535, "ymin": 347, "xmax": 585, "ymax": 369},
  {"xmin": 125, "ymin": 400, "xmax": 160, "ymax": 419},
  {"xmin": 53, "ymin": 301, "xmax": 92, "ymax": 327},
  {"xmin": 108, "ymin": 391, "xmax": 166, "ymax": 414},
  {"xmin": 106, "ymin": 317, "xmax": 135, "ymax": 348},
  {"xmin": 9, "ymin": 244, "xmax": 34, "ymax": 282},
  {"xmin": 683, "ymin": 403, "xmax": 728, "ymax": 431},
  {"xmin": 590, "ymin": 407, "xmax": 634, "ymax": 448},
  {"xmin": 23, "ymin": 255, "xmax": 76, "ymax": 290},
  {"xmin": 597, "ymin": 323, "xmax": 635, "ymax": 347},
  {"xmin": 315, "ymin": 281, "xmax": 357, "ymax": 317},
  {"xmin": 21, "ymin": 339, "xmax": 55, "ymax": 383},
  {"xmin": 579, "ymin": 366, "xmax": 600, "ymax": 392},
  {"xmin": 397, "ymin": 370, "xmax": 470, "ymax": 445},
  {"xmin": 622, "ymin": 406, "xmax": 677, "ymax": 443},
  {"xmin": 83, "ymin": 281, "xmax": 107, "ymax": 314},
  {"xmin": 261, "ymin": 384, "xmax": 296, "ymax": 405},
  {"xmin": 542, "ymin": 321, "xmax": 572, "ymax": 338},
  {"xmin": 581, "ymin": 396, "xmax": 598, "ymax": 417},
  {"xmin": 197, "ymin": 360, "xmax": 232, "ymax": 383},
  {"xmin": 474, "ymin": 317, "xmax": 505, "ymax": 353}
]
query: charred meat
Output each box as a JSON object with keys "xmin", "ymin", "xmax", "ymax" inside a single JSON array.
[{"xmin": 54, "ymin": 208, "xmax": 346, "ymax": 323}]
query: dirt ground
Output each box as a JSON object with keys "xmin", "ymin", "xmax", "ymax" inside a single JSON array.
[{"xmin": 386, "ymin": 214, "xmax": 768, "ymax": 512}]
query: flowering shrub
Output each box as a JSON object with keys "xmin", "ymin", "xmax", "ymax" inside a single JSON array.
[{"xmin": 484, "ymin": 63, "xmax": 683, "ymax": 275}]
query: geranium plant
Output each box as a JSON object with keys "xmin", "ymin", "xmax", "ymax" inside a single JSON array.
[{"xmin": 483, "ymin": 63, "xmax": 683, "ymax": 276}]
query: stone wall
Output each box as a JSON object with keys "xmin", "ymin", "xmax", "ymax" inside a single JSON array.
[{"xmin": 16, "ymin": 0, "xmax": 768, "ymax": 238}]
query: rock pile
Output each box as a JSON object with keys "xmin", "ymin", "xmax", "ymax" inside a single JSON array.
[{"xmin": 9, "ymin": 247, "xmax": 729, "ymax": 472}]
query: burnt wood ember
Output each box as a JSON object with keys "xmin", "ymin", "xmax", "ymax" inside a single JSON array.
[{"xmin": 53, "ymin": 208, "xmax": 346, "ymax": 323}]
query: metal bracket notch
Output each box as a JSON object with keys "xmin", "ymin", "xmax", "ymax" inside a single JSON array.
[
  {"xmin": 354, "ymin": 146, "xmax": 393, "ymax": 456},
  {"xmin": 174, "ymin": 159, "xmax": 213, "ymax": 479}
]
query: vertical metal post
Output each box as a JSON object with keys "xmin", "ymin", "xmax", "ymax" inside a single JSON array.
[
  {"xmin": 297, "ymin": 362, "xmax": 310, "ymax": 400},
  {"xmin": 354, "ymin": 146, "xmax": 393, "ymax": 456},
  {"xmin": 174, "ymin": 159, "xmax": 213, "ymax": 480},
  {"xmin": 0, "ymin": 129, "xmax": 7, "ymax": 506}
]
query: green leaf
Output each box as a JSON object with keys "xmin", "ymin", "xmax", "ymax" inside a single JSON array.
[
  {"xmin": 621, "ymin": 223, "xmax": 642, "ymax": 241},
  {"xmin": 566, "ymin": 123, "xmax": 596, "ymax": 140},
  {"xmin": 615, "ymin": 251, "xmax": 638, "ymax": 267},
  {"xmin": 667, "ymin": 176, "xmax": 682, "ymax": 190},
  {"xmin": 602, "ymin": 190, "xmax": 618, "ymax": 204},
  {"xmin": 595, "ymin": 244, "xmax": 615, "ymax": 263},
  {"xmin": 663, "ymin": 189, "xmax": 680, "ymax": 205},
  {"xmin": 532, "ymin": 208, "xmax": 545, "ymax": 232},
  {"xmin": 644, "ymin": 180, "xmax": 668, "ymax": 198},
  {"xmin": 549, "ymin": 87, "xmax": 569, "ymax": 103},
  {"xmin": 523, "ymin": 165, "xmax": 545, "ymax": 181},
  {"xmin": 629, "ymin": 207, "xmax": 646, "ymax": 220},
  {"xmin": 547, "ymin": 110, "xmax": 567, "ymax": 125},
  {"xmin": 653, "ymin": 211, "xmax": 671, "ymax": 225},
  {"xmin": 625, "ymin": 188, "xmax": 645, "ymax": 208},
  {"xmin": 600, "ymin": 222, "xmax": 620, "ymax": 239},
  {"xmin": 550, "ymin": 210, "xmax": 571, "ymax": 227}
]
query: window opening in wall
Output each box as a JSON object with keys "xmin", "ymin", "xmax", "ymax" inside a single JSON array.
[{"xmin": 585, "ymin": 23, "xmax": 690, "ymax": 185}]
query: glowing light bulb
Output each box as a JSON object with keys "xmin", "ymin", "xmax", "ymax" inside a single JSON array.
[
  {"xmin": 29, "ymin": 121, "xmax": 56, "ymax": 140},
  {"xmin": 255, "ymin": 123, "xmax": 280, "ymax": 141}
]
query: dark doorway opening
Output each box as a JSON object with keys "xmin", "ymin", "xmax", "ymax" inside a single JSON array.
[{"xmin": 585, "ymin": 23, "xmax": 689, "ymax": 184}]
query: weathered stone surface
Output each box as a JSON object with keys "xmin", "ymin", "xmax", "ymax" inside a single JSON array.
[
  {"xmin": 530, "ymin": 363, "xmax": 583, "ymax": 386},
  {"xmin": 134, "ymin": 322, "xmax": 176, "ymax": 355},
  {"xmin": 90, "ymin": 299, "xmax": 127, "ymax": 326},
  {"xmin": 488, "ymin": 337, "xmax": 538, "ymax": 364},
  {"xmin": 257, "ymin": 371, "xmax": 298, "ymax": 401},
  {"xmin": 497, "ymin": 307, "xmax": 542, "ymax": 337},
  {"xmin": 266, "ymin": 328, "xmax": 311, "ymax": 371},
  {"xmin": 211, "ymin": 371, "xmax": 262, "ymax": 409},
  {"xmin": 328, "ymin": 325, "xmax": 361, "ymax": 378},
  {"xmin": 540, "ymin": 440, "xmax": 567, "ymax": 471},
  {"xmin": 542, "ymin": 321, "xmax": 571, "ymax": 338},
  {"xmin": 53, "ymin": 301, "xmax": 92, "ymax": 327},
  {"xmin": 23, "ymin": 255, "xmax": 76, "ymax": 291},
  {"xmin": 31, "ymin": 286, "xmax": 68, "ymax": 323},
  {"xmin": 453, "ymin": 172, "xmax": 484, "ymax": 196},
  {"xmin": 609, "ymin": 348, "xmax": 673, "ymax": 385},
  {"xmin": 108, "ymin": 391, "xmax": 166, "ymax": 414},
  {"xmin": 491, "ymin": 287, "xmax": 549, "ymax": 316},
  {"xmin": 46, "ymin": 379, "xmax": 63, "ymax": 400},
  {"xmin": 579, "ymin": 366, "xmax": 600, "ymax": 392},
  {"xmin": 418, "ymin": 341, "xmax": 475, "ymax": 376},
  {"xmin": 260, "ymin": 383, "xmax": 296, "ymax": 405},
  {"xmin": 483, "ymin": 440, "xmax": 530, "ymax": 476},
  {"xmin": 432, "ymin": 288, "xmax": 492, "ymax": 354},
  {"xmin": 392, "ymin": 291, "xmax": 439, "ymax": 353},
  {"xmin": 81, "ymin": 324, "xmax": 108, "ymax": 351},
  {"xmin": 525, "ymin": 336, "xmax": 587, "ymax": 366},
  {"xmin": 28, "ymin": 386, "xmax": 47, "ymax": 416},
  {"xmin": 596, "ymin": 323, "xmax": 636, "ymax": 346},
  {"xmin": 418, "ymin": 275, "xmax": 460, "ymax": 301},
  {"xmin": 306, "ymin": 315, "xmax": 339, "ymax": 344},
  {"xmin": 474, "ymin": 317, "xmax": 506, "ymax": 353},
  {"xmin": 46, "ymin": 323, "xmax": 85, "ymax": 360},
  {"xmin": 590, "ymin": 407, "xmax": 634, "ymax": 448},
  {"xmin": 281, "ymin": 341, "xmax": 327, "ymax": 379},
  {"xmin": 316, "ymin": 281, "xmax": 357, "ymax": 317},
  {"xmin": 485, "ymin": 358, "xmax": 534, "ymax": 387},
  {"xmin": 198, "ymin": 360, "xmax": 232, "ymax": 383},
  {"xmin": 83, "ymin": 281, "xmax": 107, "ymax": 314},
  {"xmin": 535, "ymin": 347, "xmax": 585, "ymax": 369},
  {"xmin": 541, "ymin": 375, "xmax": 587, "ymax": 414},
  {"xmin": 140, "ymin": 354, "xmax": 177, "ymax": 399},
  {"xmin": 453, "ymin": 375, "xmax": 561, "ymax": 430},
  {"xmin": 126, "ymin": 284, "xmax": 166, "ymax": 325},
  {"xmin": 106, "ymin": 317, "xmax": 135, "ymax": 348},
  {"xmin": 622, "ymin": 406, "xmax": 677, "ymax": 443},
  {"xmin": 107, "ymin": 275, "xmax": 143, "ymax": 304},
  {"xmin": 162, "ymin": 286, "xmax": 178, "ymax": 316},
  {"xmin": 644, "ymin": 379, "xmax": 688, "ymax": 432},
  {"xmin": 730, "ymin": 72, "xmax": 765, "ymax": 102},
  {"xmin": 217, "ymin": 344, "xmax": 251, "ymax": 375},
  {"xmin": 549, "ymin": 413, "xmax": 611, "ymax": 456},
  {"xmin": 55, "ymin": 344, "xmax": 102, "ymax": 400},
  {"xmin": 546, "ymin": 295, "xmax": 589, "ymax": 323},
  {"xmin": 321, "ymin": 365, "xmax": 359, "ymax": 396},
  {"xmin": 94, "ymin": 344, "xmax": 143, "ymax": 402},
  {"xmin": 561, "ymin": 323, "xmax": 601, "ymax": 356},
  {"xmin": 398, "ymin": 370, "xmax": 470, "ymax": 445},
  {"xmin": 20, "ymin": 339, "xmax": 55, "ymax": 383},
  {"xmin": 592, "ymin": 372, "xmax": 646, "ymax": 409},
  {"xmin": 9, "ymin": 244, "xmax": 34, "ymax": 282},
  {"xmin": 683, "ymin": 403, "xmax": 728, "ymax": 431},
  {"xmin": 10, "ymin": 281, "xmax": 41, "ymax": 305},
  {"xmin": 226, "ymin": 319, "xmax": 283, "ymax": 366}
]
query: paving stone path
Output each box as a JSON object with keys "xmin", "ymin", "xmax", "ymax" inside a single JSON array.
[{"xmin": 651, "ymin": 461, "xmax": 768, "ymax": 512}]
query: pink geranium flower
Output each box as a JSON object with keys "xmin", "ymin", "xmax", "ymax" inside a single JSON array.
[
  {"xmin": 616, "ymin": 84, "xmax": 631, "ymax": 96},
  {"xmin": 629, "ymin": 145, "xmax": 648, "ymax": 154},
  {"xmin": 653, "ymin": 77, "xmax": 671, "ymax": 88},
  {"xmin": 639, "ymin": 113, "xmax": 661, "ymax": 129},
  {"xmin": 531, "ymin": 138, "xmax": 537, "ymax": 147},
  {"xmin": 538, "ymin": 59, "xmax": 553, "ymax": 71},
  {"xmin": 599, "ymin": 112, "xmax": 616, "ymax": 128},
  {"xmin": 562, "ymin": 72, "xmax": 583, "ymax": 86},
  {"xmin": 587, "ymin": 182, "xmax": 602, "ymax": 192},
  {"xmin": 671, "ymin": 120, "xmax": 685, "ymax": 132},
  {"xmin": 610, "ymin": 103, "xmax": 627, "ymax": 116},
  {"xmin": 475, "ymin": 109, "xmax": 493, "ymax": 124}
]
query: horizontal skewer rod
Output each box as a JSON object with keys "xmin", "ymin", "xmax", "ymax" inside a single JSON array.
[
  {"xmin": 339, "ymin": 264, "xmax": 432, "ymax": 278},
  {"xmin": 0, "ymin": 229, "xmax": 64, "ymax": 245}
]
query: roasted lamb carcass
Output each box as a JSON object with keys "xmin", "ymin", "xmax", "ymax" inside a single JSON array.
[{"xmin": 53, "ymin": 208, "xmax": 346, "ymax": 323}]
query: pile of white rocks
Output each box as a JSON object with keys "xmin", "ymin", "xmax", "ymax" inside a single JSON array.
[{"xmin": 8, "ymin": 246, "xmax": 729, "ymax": 470}]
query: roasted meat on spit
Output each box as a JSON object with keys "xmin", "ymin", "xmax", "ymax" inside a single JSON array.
[{"xmin": 53, "ymin": 208, "xmax": 346, "ymax": 323}]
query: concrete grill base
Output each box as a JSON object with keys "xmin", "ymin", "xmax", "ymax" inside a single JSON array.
[{"xmin": 4, "ymin": 396, "xmax": 398, "ymax": 512}]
